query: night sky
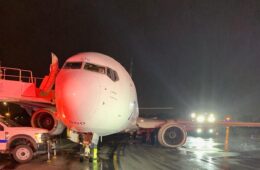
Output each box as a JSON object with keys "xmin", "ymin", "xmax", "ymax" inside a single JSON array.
[{"xmin": 1, "ymin": 1, "xmax": 260, "ymax": 119}]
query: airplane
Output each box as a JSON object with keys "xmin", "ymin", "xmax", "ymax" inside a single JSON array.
[{"xmin": 0, "ymin": 52, "xmax": 187, "ymax": 159}]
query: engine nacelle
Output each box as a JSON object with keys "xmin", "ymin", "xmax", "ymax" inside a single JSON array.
[
  {"xmin": 31, "ymin": 109, "xmax": 65, "ymax": 135},
  {"xmin": 158, "ymin": 123, "xmax": 187, "ymax": 148}
]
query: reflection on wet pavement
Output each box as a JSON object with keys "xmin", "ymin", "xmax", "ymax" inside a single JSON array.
[
  {"xmin": 119, "ymin": 136, "xmax": 260, "ymax": 170},
  {"xmin": 0, "ymin": 136, "xmax": 260, "ymax": 170}
]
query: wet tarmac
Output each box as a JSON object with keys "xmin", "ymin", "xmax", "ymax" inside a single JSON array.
[{"xmin": 0, "ymin": 135, "xmax": 260, "ymax": 170}]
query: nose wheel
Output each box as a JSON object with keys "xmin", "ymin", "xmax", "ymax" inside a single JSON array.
[
  {"xmin": 79, "ymin": 144, "xmax": 90, "ymax": 162},
  {"xmin": 79, "ymin": 144, "xmax": 98, "ymax": 162},
  {"xmin": 79, "ymin": 133, "xmax": 99, "ymax": 162}
]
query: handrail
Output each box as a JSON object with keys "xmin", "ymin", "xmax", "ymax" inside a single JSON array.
[{"xmin": 0, "ymin": 66, "xmax": 36, "ymax": 83}]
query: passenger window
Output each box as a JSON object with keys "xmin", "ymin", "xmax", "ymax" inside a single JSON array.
[
  {"xmin": 107, "ymin": 68, "xmax": 119, "ymax": 82},
  {"xmin": 63, "ymin": 62, "xmax": 82, "ymax": 69},
  {"xmin": 84, "ymin": 63, "xmax": 105, "ymax": 74}
]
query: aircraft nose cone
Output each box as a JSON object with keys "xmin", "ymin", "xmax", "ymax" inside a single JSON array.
[{"xmin": 55, "ymin": 70, "xmax": 101, "ymax": 127}]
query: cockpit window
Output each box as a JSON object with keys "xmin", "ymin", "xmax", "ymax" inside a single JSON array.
[
  {"xmin": 107, "ymin": 68, "xmax": 119, "ymax": 82},
  {"xmin": 84, "ymin": 63, "xmax": 106, "ymax": 74},
  {"xmin": 63, "ymin": 62, "xmax": 82, "ymax": 69},
  {"xmin": 83, "ymin": 63, "xmax": 119, "ymax": 81}
]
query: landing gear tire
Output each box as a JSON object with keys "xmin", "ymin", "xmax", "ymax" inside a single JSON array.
[
  {"xmin": 79, "ymin": 144, "xmax": 90, "ymax": 162},
  {"xmin": 12, "ymin": 145, "xmax": 33, "ymax": 163}
]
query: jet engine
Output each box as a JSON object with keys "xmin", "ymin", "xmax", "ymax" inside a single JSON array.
[
  {"xmin": 158, "ymin": 123, "xmax": 187, "ymax": 148},
  {"xmin": 31, "ymin": 109, "xmax": 65, "ymax": 135}
]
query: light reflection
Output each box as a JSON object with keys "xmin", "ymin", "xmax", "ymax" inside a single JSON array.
[
  {"xmin": 189, "ymin": 137, "xmax": 215, "ymax": 150},
  {"xmin": 184, "ymin": 137, "xmax": 238, "ymax": 170},
  {"xmin": 194, "ymin": 151, "xmax": 203, "ymax": 159},
  {"xmin": 191, "ymin": 138, "xmax": 219, "ymax": 170},
  {"xmin": 207, "ymin": 156, "xmax": 213, "ymax": 163}
]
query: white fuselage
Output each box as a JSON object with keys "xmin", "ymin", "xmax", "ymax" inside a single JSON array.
[{"xmin": 55, "ymin": 52, "xmax": 139, "ymax": 136}]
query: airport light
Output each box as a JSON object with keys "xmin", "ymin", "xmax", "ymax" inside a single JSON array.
[
  {"xmin": 197, "ymin": 115, "xmax": 205, "ymax": 123},
  {"xmin": 196, "ymin": 128, "xmax": 202, "ymax": 133},
  {"xmin": 5, "ymin": 112, "xmax": 10, "ymax": 117},
  {"xmin": 207, "ymin": 114, "xmax": 216, "ymax": 123},
  {"xmin": 191, "ymin": 112, "xmax": 196, "ymax": 118},
  {"xmin": 3, "ymin": 102, "xmax": 10, "ymax": 117},
  {"xmin": 191, "ymin": 112, "xmax": 217, "ymax": 123},
  {"xmin": 225, "ymin": 115, "xmax": 231, "ymax": 121},
  {"xmin": 209, "ymin": 129, "xmax": 214, "ymax": 134}
]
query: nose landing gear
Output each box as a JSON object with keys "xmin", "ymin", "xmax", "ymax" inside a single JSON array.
[{"xmin": 79, "ymin": 133, "xmax": 99, "ymax": 162}]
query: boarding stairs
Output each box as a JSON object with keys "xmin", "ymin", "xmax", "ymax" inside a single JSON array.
[{"xmin": 0, "ymin": 65, "xmax": 56, "ymax": 105}]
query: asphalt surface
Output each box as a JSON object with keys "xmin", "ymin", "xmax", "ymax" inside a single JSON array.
[{"xmin": 0, "ymin": 135, "xmax": 260, "ymax": 170}]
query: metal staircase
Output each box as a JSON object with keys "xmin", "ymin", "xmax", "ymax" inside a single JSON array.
[{"xmin": 0, "ymin": 66, "xmax": 54, "ymax": 104}]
